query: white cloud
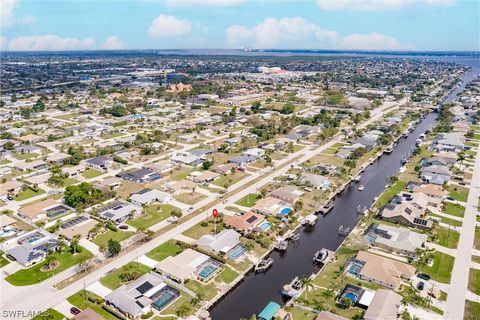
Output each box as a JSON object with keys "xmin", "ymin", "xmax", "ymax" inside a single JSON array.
[
  {"xmin": 337, "ymin": 32, "xmax": 414, "ymax": 50},
  {"xmin": 148, "ymin": 14, "xmax": 192, "ymax": 38},
  {"xmin": 226, "ymin": 17, "xmax": 413, "ymax": 51},
  {"xmin": 317, "ymin": 0, "xmax": 455, "ymax": 11},
  {"xmin": 166, "ymin": 0, "xmax": 246, "ymax": 7},
  {"xmin": 8, "ymin": 34, "xmax": 95, "ymax": 51},
  {"xmin": 1, "ymin": 0, "xmax": 35, "ymax": 26},
  {"xmin": 226, "ymin": 17, "xmax": 338, "ymax": 49},
  {"xmin": 100, "ymin": 36, "xmax": 127, "ymax": 50}
]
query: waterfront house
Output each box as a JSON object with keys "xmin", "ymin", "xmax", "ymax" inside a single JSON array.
[
  {"xmin": 224, "ymin": 211, "xmax": 265, "ymax": 234},
  {"xmin": 420, "ymin": 164, "xmax": 451, "ymax": 185},
  {"xmin": 269, "ymin": 186, "xmax": 303, "ymax": 204},
  {"xmin": 363, "ymin": 289, "xmax": 403, "ymax": 320},
  {"xmin": 196, "ymin": 229, "xmax": 241, "ymax": 255},
  {"xmin": 300, "ymin": 173, "xmax": 330, "ymax": 190},
  {"xmin": 348, "ymin": 251, "xmax": 416, "ymax": 290},
  {"xmin": 366, "ymin": 224, "xmax": 428, "ymax": 258},
  {"xmin": 380, "ymin": 203, "xmax": 433, "ymax": 230}
]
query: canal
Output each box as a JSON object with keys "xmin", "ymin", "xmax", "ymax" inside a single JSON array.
[{"xmin": 210, "ymin": 112, "xmax": 438, "ymax": 319}]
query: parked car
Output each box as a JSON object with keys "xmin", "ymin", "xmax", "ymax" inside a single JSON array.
[
  {"xmin": 222, "ymin": 199, "xmax": 228, "ymax": 204},
  {"xmin": 417, "ymin": 281, "xmax": 425, "ymax": 291},
  {"xmin": 187, "ymin": 207, "xmax": 194, "ymax": 212},
  {"xmin": 446, "ymin": 196, "xmax": 455, "ymax": 201},
  {"xmin": 119, "ymin": 225, "xmax": 128, "ymax": 230},
  {"xmin": 70, "ymin": 307, "xmax": 81, "ymax": 315},
  {"xmin": 417, "ymin": 273, "xmax": 431, "ymax": 281}
]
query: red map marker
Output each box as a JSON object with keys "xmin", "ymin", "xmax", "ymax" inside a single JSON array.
[{"xmin": 212, "ymin": 208, "xmax": 218, "ymax": 218}]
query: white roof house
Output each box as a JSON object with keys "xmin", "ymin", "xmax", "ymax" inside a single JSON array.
[
  {"xmin": 196, "ymin": 229, "xmax": 240, "ymax": 254},
  {"xmin": 130, "ymin": 189, "xmax": 172, "ymax": 205},
  {"xmin": 155, "ymin": 249, "xmax": 210, "ymax": 283}
]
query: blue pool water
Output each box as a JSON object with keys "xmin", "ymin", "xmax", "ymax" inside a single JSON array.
[
  {"xmin": 228, "ymin": 244, "xmax": 247, "ymax": 260},
  {"xmin": 348, "ymin": 262, "xmax": 363, "ymax": 276},
  {"xmin": 152, "ymin": 291, "xmax": 178, "ymax": 310},
  {"xmin": 280, "ymin": 207, "xmax": 292, "ymax": 215},
  {"xmin": 199, "ymin": 265, "xmax": 217, "ymax": 279},
  {"xmin": 366, "ymin": 234, "xmax": 376, "ymax": 243},
  {"xmin": 259, "ymin": 222, "xmax": 272, "ymax": 231},
  {"xmin": 344, "ymin": 292, "xmax": 358, "ymax": 303}
]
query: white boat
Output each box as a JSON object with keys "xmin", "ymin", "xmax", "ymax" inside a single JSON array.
[
  {"xmin": 353, "ymin": 175, "xmax": 361, "ymax": 182},
  {"xmin": 302, "ymin": 214, "xmax": 318, "ymax": 227},
  {"xmin": 281, "ymin": 277, "xmax": 303, "ymax": 298},
  {"xmin": 313, "ymin": 248, "xmax": 328, "ymax": 264},
  {"xmin": 384, "ymin": 145, "xmax": 393, "ymax": 154},
  {"xmin": 338, "ymin": 225, "xmax": 350, "ymax": 236},
  {"xmin": 255, "ymin": 257, "xmax": 274, "ymax": 273},
  {"xmin": 358, "ymin": 185, "xmax": 365, "ymax": 191}
]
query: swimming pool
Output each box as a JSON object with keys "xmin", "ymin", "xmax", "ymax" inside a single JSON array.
[
  {"xmin": 152, "ymin": 287, "xmax": 180, "ymax": 310},
  {"xmin": 348, "ymin": 261, "xmax": 364, "ymax": 276},
  {"xmin": 365, "ymin": 233, "xmax": 377, "ymax": 243},
  {"xmin": 259, "ymin": 221, "xmax": 272, "ymax": 232},
  {"xmin": 228, "ymin": 243, "xmax": 247, "ymax": 260},
  {"xmin": 344, "ymin": 292, "xmax": 358, "ymax": 304},
  {"xmin": 198, "ymin": 264, "xmax": 218, "ymax": 280},
  {"xmin": 279, "ymin": 207, "xmax": 292, "ymax": 215}
]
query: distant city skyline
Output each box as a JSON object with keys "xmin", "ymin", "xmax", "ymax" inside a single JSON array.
[{"xmin": 1, "ymin": 0, "xmax": 479, "ymax": 52}]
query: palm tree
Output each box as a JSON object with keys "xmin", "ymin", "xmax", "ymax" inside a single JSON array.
[
  {"xmin": 44, "ymin": 254, "xmax": 55, "ymax": 269},
  {"xmin": 301, "ymin": 276, "xmax": 314, "ymax": 300}
]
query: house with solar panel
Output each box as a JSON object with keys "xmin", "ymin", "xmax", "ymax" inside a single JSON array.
[
  {"xmin": 105, "ymin": 272, "xmax": 180, "ymax": 319},
  {"xmin": 97, "ymin": 201, "xmax": 142, "ymax": 224},
  {"xmin": 6, "ymin": 229, "xmax": 58, "ymax": 267}
]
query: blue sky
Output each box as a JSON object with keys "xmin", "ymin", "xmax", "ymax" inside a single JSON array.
[{"xmin": 1, "ymin": 0, "xmax": 479, "ymax": 51}]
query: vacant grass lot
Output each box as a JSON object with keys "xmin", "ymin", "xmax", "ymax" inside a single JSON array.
[
  {"xmin": 464, "ymin": 300, "xmax": 480, "ymax": 320},
  {"xmin": 235, "ymin": 193, "xmax": 259, "ymax": 207},
  {"xmin": 6, "ymin": 247, "xmax": 92, "ymax": 286},
  {"xmin": 174, "ymin": 192, "xmax": 206, "ymax": 205},
  {"xmin": 146, "ymin": 240, "xmax": 184, "ymax": 262},
  {"xmin": 419, "ymin": 251, "xmax": 454, "ymax": 284},
  {"xmin": 126, "ymin": 204, "xmax": 180, "ymax": 229},
  {"xmin": 442, "ymin": 202, "xmax": 466, "ymax": 218},
  {"xmin": 468, "ymin": 268, "xmax": 480, "ymax": 295},
  {"xmin": 99, "ymin": 261, "xmax": 151, "ymax": 290},
  {"xmin": 14, "ymin": 187, "xmax": 45, "ymax": 201},
  {"xmin": 447, "ymin": 185, "xmax": 469, "ymax": 202},
  {"xmin": 433, "ymin": 226, "xmax": 460, "ymax": 249},
  {"xmin": 212, "ymin": 172, "xmax": 249, "ymax": 188},
  {"xmin": 93, "ymin": 230, "xmax": 133, "ymax": 247},
  {"xmin": 81, "ymin": 168, "xmax": 104, "ymax": 179}
]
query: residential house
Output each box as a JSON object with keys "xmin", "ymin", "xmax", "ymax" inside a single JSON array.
[
  {"xmin": 363, "ymin": 289, "xmax": 403, "ymax": 320},
  {"xmin": 18, "ymin": 198, "xmax": 73, "ymax": 222},
  {"xmin": 228, "ymin": 154, "xmax": 259, "ymax": 167},
  {"xmin": 120, "ymin": 168, "xmax": 162, "ymax": 183},
  {"xmin": 130, "ymin": 189, "xmax": 172, "ymax": 206},
  {"xmin": 7, "ymin": 229, "xmax": 58, "ymax": 267},
  {"xmin": 366, "ymin": 224, "xmax": 428, "ymax": 258},
  {"xmin": 106, "ymin": 273, "xmax": 180, "ymax": 319},
  {"xmin": 170, "ymin": 154, "xmax": 202, "ymax": 166},
  {"xmin": 269, "ymin": 186, "xmax": 303, "ymax": 204},
  {"xmin": 155, "ymin": 249, "xmax": 214, "ymax": 283},
  {"xmin": 252, "ymin": 197, "xmax": 288, "ymax": 216},
  {"xmin": 380, "ymin": 203, "xmax": 433, "ymax": 230},
  {"xmin": 420, "ymin": 164, "xmax": 451, "ymax": 185},
  {"xmin": 300, "ymin": 173, "xmax": 330, "ymax": 190},
  {"xmin": 98, "ymin": 201, "xmax": 142, "ymax": 224},
  {"xmin": 84, "ymin": 156, "xmax": 112, "ymax": 171},
  {"xmin": 350, "ymin": 251, "xmax": 416, "ymax": 290},
  {"xmin": 196, "ymin": 229, "xmax": 241, "ymax": 255},
  {"xmin": 189, "ymin": 171, "xmax": 221, "ymax": 184},
  {"xmin": 224, "ymin": 211, "xmax": 265, "ymax": 234}
]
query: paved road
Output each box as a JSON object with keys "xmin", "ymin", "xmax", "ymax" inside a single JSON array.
[
  {"xmin": 444, "ymin": 142, "xmax": 480, "ymax": 320},
  {"xmin": 0, "ymin": 101, "xmax": 400, "ymax": 318}
]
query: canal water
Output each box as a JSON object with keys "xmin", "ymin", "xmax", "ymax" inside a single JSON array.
[{"xmin": 210, "ymin": 112, "xmax": 438, "ymax": 320}]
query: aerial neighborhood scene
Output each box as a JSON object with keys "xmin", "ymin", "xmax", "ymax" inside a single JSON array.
[{"xmin": 0, "ymin": 1, "xmax": 479, "ymax": 320}]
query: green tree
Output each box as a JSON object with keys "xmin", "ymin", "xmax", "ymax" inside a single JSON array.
[
  {"xmin": 300, "ymin": 276, "xmax": 314, "ymax": 300},
  {"xmin": 107, "ymin": 239, "xmax": 121, "ymax": 256}
]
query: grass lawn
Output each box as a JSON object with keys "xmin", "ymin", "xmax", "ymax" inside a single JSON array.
[
  {"xmin": 68, "ymin": 290, "xmax": 121, "ymax": 320},
  {"xmin": 101, "ymin": 132, "xmax": 125, "ymax": 139},
  {"xmin": 323, "ymin": 147, "xmax": 338, "ymax": 155},
  {"xmin": 212, "ymin": 172, "xmax": 248, "ymax": 188},
  {"xmin": 182, "ymin": 219, "xmax": 216, "ymax": 240},
  {"xmin": 475, "ymin": 227, "xmax": 480, "ymax": 250},
  {"xmin": 464, "ymin": 300, "xmax": 480, "ymax": 320},
  {"xmin": 215, "ymin": 266, "xmax": 239, "ymax": 284},
  {"xmin": 0, "ymin": 159, "xmax": 11, "ymax": 165},
  {"xmin": 81, "ymin": 168, "xmax": 104, "ymax": 179},
  {"xmin": 126, "ymin": 204, "xmax": 180, "ymax": 229},
  {"xmin": 447, "ymin": 185, "xmax": 469, "ymax": 202},
  {"xmin": 160, "ymin": 291, "xmax": 196, "ymax": 317},
  {"xmin": 287, "ymin": 307, "xmax": 317, "ymax": 320},
  {"xmin": 235, "ymin": 193, "xmax": 259, "ymax": 207},
  {"xmin": 63, "ymin": 178, "xmax": 78, "ymax": 187},
  {"xmin": 428, "ymin": 212, "xmax": 462, "ymax": 227},
  {"xmin": 170, "ymin": 167, "xmax": 197, "ymax": 181},
  {"xmin": 173, "ymin": 192, "xmax": 206, "ymax": 205},
  {"xmin": 93, "ymin": 230, "xmax": 133, "ymax": 247},
  {"xmin": 468, "ymin": 268, "xmax": 480, "ymax": 295},
  {"xmin": 5, "ymin": 247, "xmax": 92, "ymax": 286},
  {"xmin": 185, "ymin": 280, "xmax": 218, "ymax": 301},
  {"xmin": 32, "ymin": 308, "xmax": 64, "ymax": 320},
  {"xmin": 442, "ymin": 202, "xmax": 466, "ymax": 218},
  {"xmin": 146, "ymin": 240, "xmax": 184, "ymax": 262},
  {"xmin": 433, "ymin": 226, "xmax": 460, "ymax": 249},
  {"xmin": 419, "ymin": 251, "xmax": 454, "ymax": 284},
  {"xmin": 14, "ymin": 187, "xmax": 45, "ymax": 201},
  {"xmin": 14, "ymin": 152, "xmax": 39, "ymax": 160},
  {"xmin": 0, "ymin": 251, "xmax": 11, "ymax": 268},
  {"xmin": 100, "ymin": 261, "xmax": 151, "ymax": 290},
  {"xmin": 374, "ymin": 180, "xmax": 407, "ymax": 208}
]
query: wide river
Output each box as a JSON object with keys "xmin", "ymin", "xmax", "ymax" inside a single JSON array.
[{"xmin": 210, "ymin": 62, "xmax": 479, "ymax": 319}]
